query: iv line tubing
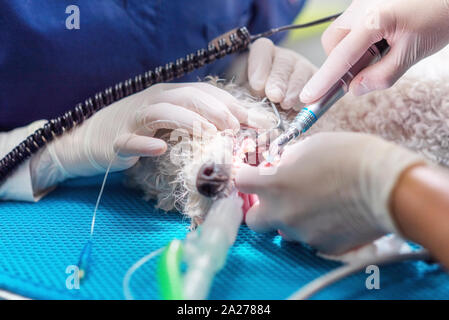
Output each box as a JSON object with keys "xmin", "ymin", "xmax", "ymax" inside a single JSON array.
[
  {"xmin": 123, "ymin": 246, "xmax": 166, "ymax": 300},
  {"xmin": 288, "ymin": 249, "xmax": 431, "ymax": 300}
]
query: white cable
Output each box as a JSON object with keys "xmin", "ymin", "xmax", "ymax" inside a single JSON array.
[
  {"xmin": 288, "ymin": 249, "xmax": 431, "ymax": 300},
  {"xmin": 88, "ymin": 119, "xmax": 168, "ymax": 236},
  {"xmin": 90, "ymin": 160, "xmax": 114, "ymax": 236},
  {"xmin": 88, "ymin": 113, "xmax": 132, "ymax": 236},
  {"xmin": 122, "ymin": 246, "xmax": 166, "ymax": 300}
]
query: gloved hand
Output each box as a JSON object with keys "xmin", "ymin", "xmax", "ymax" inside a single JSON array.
[
  {"xmin": 300, "ymin": 0, "xmax": 449, "ymax": 103},
  {"xmin": 248, "ymin": 38, "xmax": 317, "ymax": 110},
  {"xmin": 30, "ymin": 83, "xmax": 253, "ymax": 192},
  {"xmin": 235, "ymin": 132, "xmax": 425, "ymax": 255}
]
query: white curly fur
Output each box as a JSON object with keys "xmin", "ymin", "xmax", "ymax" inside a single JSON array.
[
  {"xmin": 127, "ymin": 46, "xmax": 449, "ymax": 225},
  {"xmin": 126, "ymin": 80, "xmax": 278, "ymax": 226}
]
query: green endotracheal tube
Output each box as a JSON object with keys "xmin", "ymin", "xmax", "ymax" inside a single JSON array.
[
  {"xmin": 157, "ymin": 194, "xmax": 243, "ymax": 300},
  {"xmin": 157, "ymin": 240, "xmax": 184, "ymax": 300}
]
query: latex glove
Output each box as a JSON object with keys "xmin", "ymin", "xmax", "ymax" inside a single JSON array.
[
  {"xmin": 31, "ymin": 83, "xmax": 251, "ymax": 192},
  {"xmin": 248, "ymin": 38, "xmax": 317, "ymax": 110},
  {"xmin": 300, "ymin": 0, "xmax": 449, "ymax": 103},
  {"xmin": 235, "ymin": 132, "xmax": 425, "ymax": 255}
]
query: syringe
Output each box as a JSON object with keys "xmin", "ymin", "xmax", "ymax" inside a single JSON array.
[{"xmin": 270, "ymin": 39, "xmax": 390, "ymax": 156}]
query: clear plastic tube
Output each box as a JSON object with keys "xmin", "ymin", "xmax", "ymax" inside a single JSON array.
[{"xmin": 182, "ymin": 193, "xmax": 243, "ymax": 300}]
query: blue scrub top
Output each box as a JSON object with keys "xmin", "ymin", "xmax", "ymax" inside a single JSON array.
[{"xmin": 0, "ymin": 0, "xmax": 306, "ymax": 130}]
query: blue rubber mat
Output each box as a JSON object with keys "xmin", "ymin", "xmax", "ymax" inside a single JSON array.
[{"xmin": 0, "ymin": 173, "xmax": 448, "ymax": 299}]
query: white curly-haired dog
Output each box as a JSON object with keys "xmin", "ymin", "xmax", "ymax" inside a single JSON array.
[
  {"xmin": 127, "ymin": 45, "xmax": 449, "ymax": 229},
  {"xmin": 126, "ymin": 79, "xmax": 279, "ymax": 226}
]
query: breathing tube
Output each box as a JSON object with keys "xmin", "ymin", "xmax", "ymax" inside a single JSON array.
[{"xmin": 0, "ymin": 13, "xmax": 342, "ymax": 184}]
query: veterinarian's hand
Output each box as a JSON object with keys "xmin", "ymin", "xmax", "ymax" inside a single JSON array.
[
  {"xmin": 235, "ymin": 132, "xmax": 425, "ymax": 255},
  {"xmin": 31, "ymin": 83, "xmax": 252, "ymax": 190},
  {"xmin": 248, "ymin": 38, "xmax": 317, "ymax": 110},
  {"xmin": 301, "ymin": 0, "xmax": 449, "ymax": 103}
]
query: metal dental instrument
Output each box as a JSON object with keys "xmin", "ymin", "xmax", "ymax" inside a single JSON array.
[
  {"xmin": 266, "ymin": 98, "xmax": 286, "ymax": 132},
  {"xmin": 270, "ymin": 39, "xmax": 390, "ymax": 157}
]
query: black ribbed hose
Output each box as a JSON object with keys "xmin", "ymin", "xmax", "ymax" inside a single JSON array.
[{"xmin": 0, "ymin": 27, "xmax": 251, "ymax": 184}]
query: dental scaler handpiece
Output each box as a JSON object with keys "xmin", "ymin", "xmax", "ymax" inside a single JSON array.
[{"xmin": 270, "ymin": 39, "xmax": 390, "ymax": 156}]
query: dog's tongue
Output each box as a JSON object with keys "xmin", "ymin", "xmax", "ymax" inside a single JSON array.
[{"xmin": 238, "ymin": 192, "xmax": 258, "ymax": 222}]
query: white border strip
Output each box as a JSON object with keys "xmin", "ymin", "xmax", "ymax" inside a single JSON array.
[{"xmin": 0, "ymin": 289, "xmax": 30, "ymax": 300}]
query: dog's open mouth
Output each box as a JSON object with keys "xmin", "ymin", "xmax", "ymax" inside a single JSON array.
[
  {"xmin": 195, "ymin": 133, "xmax": 265, "ymax": 219},
  {"xmin": 195, "ymin": 133, "xmax": 261, "ymax": 197},
  {"xmin": 196, "ymin": 160, "xmax": 258, "ymax": 217}
]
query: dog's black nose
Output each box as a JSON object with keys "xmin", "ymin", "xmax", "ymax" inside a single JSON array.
[{"xmin": 196, "ymin": 161, "xmax": 231, "ymax": 197}]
